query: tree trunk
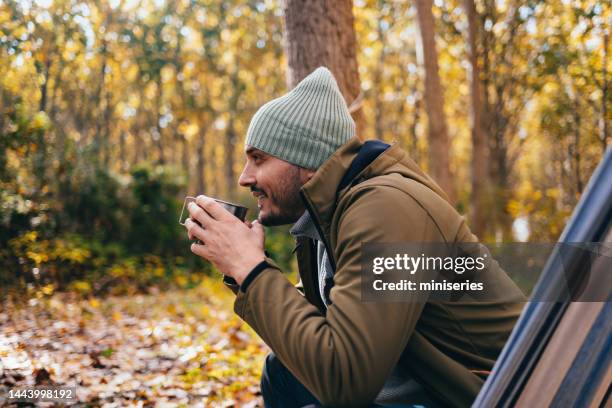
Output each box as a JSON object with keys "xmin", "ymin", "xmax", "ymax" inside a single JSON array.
[
  {"xmin": 181, "ymin": 134, "xmax": 190, "ymax": 189},
  {"xmin": 408, "ymin": 76, "xmax": 422, "ymax": 164},
  {"xmin": 0, "ymin": 86, "xmax": 6, "ymax": 134},
  {"xmin": 39, "ymin": 58, "xmax": 51, "ymax": 112},
  {"xmin": 572, "ymin": 95, "xmax": 583, "ymax": 195},
  {"xmin": 373, "ymin": 6, "xmax": 387, "ymax": 140},
  {"xmin": 131, "ymin": 85, "xmax": 146, "ymax": 165},
  {"xmin": 195, "ymin": 129, "xmax": 206, "ymax": 195},
  {"xmin": 35, "ymin": 58, "xmax": 52, "ymax": 193},
  {"xmin": 173, "ymin": 9, "xmax": 191, "ymax": 177},
  {"xmin": 225, "ymin": 67, "xmax": 243, "ymax": 199},
  {"xmin": 155, "ymin": 74, "xmax": 165, "ymax": 165},
  {"xmin": 225, "ymin": 117, "xmax": 237, "ymax": 199},
  {"xmin": 282, "ymin": 0, "xmax": 366, "ymax": 136},
  {"xmin": 92, "ymin": 37, "xmax": 109, "ymax": 167},
  {"xmin": 415, "ymin": 0, "xmax": 455, "ymax": 204},
  {"xmin": 102, "ymin": 81, "xmax": 112, "ymax": 168},
  {"xmin": 463, "ymin": 0, "xmax": 489, "ymax": 239},
  {"xmin": 119, "ymin": 131, "xmax": 127, "ymax": 172}
]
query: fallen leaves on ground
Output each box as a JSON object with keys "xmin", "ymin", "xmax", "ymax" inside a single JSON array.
[{"xmin": 0, "ymin": 278, "xmax": 268, "ymax": 407}]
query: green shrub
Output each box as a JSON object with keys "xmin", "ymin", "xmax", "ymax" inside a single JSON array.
[
  {"xmin": 1, "ymin": 161, "xmax": 300, "ymax": 298},
  {"xmin": 126, "ymin": 164, "xmax": 185, "ymax": 255}
]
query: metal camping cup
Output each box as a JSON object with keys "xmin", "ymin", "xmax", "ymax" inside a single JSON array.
[{"xmin": 179, "ymin": 195, "xmax": 248, "ymax": 233}]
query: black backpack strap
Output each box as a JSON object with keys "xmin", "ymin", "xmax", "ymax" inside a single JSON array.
[{"xmin": 336, "ymin": 140, "xmax": 390, "ymax": 194}]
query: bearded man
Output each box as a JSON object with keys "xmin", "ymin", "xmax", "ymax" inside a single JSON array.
[{"xmin": 184, "ymin": 67, "xmax": 525, "ymax": 408}]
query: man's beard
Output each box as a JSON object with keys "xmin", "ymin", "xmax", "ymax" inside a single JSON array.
[{"xmin": 253, "ymin": 166, "xmax": 305, "ymax": 227}]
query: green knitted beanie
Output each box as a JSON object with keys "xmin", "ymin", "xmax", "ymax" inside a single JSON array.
[{"xmin": 245, "ymin": 67, "xmax": 356, "ymax": 170}]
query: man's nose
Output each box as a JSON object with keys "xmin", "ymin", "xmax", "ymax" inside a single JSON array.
[{"xmin": 238, "ymin": 166, "xmax": 255, "ymax": 187}]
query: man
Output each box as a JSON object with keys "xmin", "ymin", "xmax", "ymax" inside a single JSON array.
[{"xmin": 184, "ymin": 67, "xmax": 525, "ymax": 407}]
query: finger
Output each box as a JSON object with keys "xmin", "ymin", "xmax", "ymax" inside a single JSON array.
[
  {"xmin": 188, "ymin": 202, "xmax": 215, "ymax": 227},
  {"xmin": 185, "ymin": 218, "xmax": 208, "ymax": 243},
  {"xmin": 251, "ymin": 220, "xmax": 264, "ymax": 233},
  {"xmin": 184, "ymin": 218, "xmax": 195, "ymax": 240},
  {"xmin": 195, "ymin": 195, "xmax": 233, "ymax": 221},
  {"xmin": 251, "ymin": 220, "xmax": 265, "ymax": 243},
  {"xmin": 191, "ymin": 242, "xmax": 212, "ymax": 259}
]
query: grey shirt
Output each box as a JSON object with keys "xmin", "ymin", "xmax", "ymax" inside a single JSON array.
[{"xmin": 290, "ymin": 211, "xmax": 333, "ymax": 308}]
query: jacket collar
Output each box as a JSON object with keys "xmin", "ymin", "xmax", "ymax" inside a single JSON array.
[
  {"xmin": 299, "ymin": 137, "xmax": 362, "ymax": 237},
  {"xmin": 289, "ymin": 211, "xmax": 319, "ymax": 240},
  {"xmin": 299, "ymin": 136, "xmax": 405, "ymax": 236}
]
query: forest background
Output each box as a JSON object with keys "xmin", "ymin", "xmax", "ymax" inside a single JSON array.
[
  {"xmin": 1, "ymin": 0, "xmax": 610, "ymax": 297},
  {"xmin": 0, "ymin": 0, "xmax": 609, "ymax": 405}
]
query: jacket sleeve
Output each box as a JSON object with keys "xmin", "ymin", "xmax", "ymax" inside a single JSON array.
[{"xmin": 232, "ymin": 185, "xmax": 443, "ymax": 407}]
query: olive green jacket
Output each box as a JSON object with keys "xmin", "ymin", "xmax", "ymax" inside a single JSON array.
[{"xmin": 226, "ymin": 137, "xmax": 525, "ymax": 407}]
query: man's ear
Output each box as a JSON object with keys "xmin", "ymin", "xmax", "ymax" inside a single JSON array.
[{"xmin": 299, "ymin": 168, "xmax": 316, "ymax": 183}]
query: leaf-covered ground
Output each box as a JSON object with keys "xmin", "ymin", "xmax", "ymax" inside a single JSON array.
[{"xmin": 0, "ymin": 279, "xmax": 268, "ymax": 407}]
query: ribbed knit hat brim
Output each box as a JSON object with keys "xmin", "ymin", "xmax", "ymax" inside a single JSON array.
[{"xmin": 245, "ymin": 67, "xmax": 356, "ymax": 169}]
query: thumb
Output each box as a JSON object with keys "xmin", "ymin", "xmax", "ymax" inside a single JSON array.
[
  {"xmin": 251, "ymin": 220, "xmax": 265, "ymax": 247},
  {"xmin": 251, "ymin": 219, "xmax": 264, "ymax": 234},
  {"xmin": 251, "ymin": 220, "xmax": 266, "ymax": 242}
]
